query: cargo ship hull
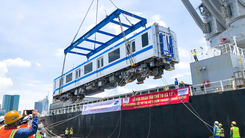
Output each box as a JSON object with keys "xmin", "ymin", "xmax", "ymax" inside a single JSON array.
[{"xmin": 42, "ymin": 89, "xmax": 245, "ymax": 138}]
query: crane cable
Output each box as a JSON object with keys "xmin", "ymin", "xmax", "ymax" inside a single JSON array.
[
  {"xmin": 117, "ymin": 15, "xmax": 135, "ymax": 66},
  {"xmin": 94, "ymin": 0, "xmax": 99, "ymax": 49}
]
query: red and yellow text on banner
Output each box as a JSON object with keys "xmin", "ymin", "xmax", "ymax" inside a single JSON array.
[{"xmin": 122, "ymin": 87, "xmax": 189, "ymax": 110}]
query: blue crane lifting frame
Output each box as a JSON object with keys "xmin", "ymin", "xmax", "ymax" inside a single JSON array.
[{"xmin": 64, "ymin": 8, "xmax": 147, "ymax": 59}]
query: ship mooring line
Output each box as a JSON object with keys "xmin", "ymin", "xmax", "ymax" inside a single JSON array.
[
  {"xmin": 85, "ymin": 114, "xmax": 96, "ymax": 138},
  {"xmin": 117, "ymin": 109, "xmax": 122, "ymax": 138},
  {"xmin": 107, "ymin": 111, "xmax": 121, "ymax": 138},
  {"xmin": 146, "ymin": 107, "xmax": 151, "ymax": 138}
]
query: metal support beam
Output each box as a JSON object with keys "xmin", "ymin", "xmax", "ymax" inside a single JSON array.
[
  {"xmin": 110, "ymin": 20, "xmax": 131, "ymax": 28},
  {"xmin": 68, "ymin": 51, "xmax": 87, "ymax": 56},
  {"xmin": 75, "ymin": 46, "xmax": 93, "ymax": 51},
  {"xmin": 64, "ymin": 8, "xmax": 147, "ymax": 58},
  {"xmin": 97, "ymin": 30, "xmax": 117, "ymax": 37},
  {"xmin": 85, "ymin": 39, "xmax": 105, "ymax": 45},
  {"xmin": 181, "ymin": 0, "xmax": 204, "ymax": 30}
]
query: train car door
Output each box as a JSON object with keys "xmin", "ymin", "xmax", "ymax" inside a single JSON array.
[
  {"xmin": 126, "ymin": 40, "xmax": 136, "ymax": 65},
  {"xmin": 96, "ymin": 57, "xmax": 104, "ymax": 77}
]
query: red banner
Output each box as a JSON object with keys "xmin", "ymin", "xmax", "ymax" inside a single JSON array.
[{"xmin": 122, "ymin": 87, "xmax": 189, "ymax": 110}]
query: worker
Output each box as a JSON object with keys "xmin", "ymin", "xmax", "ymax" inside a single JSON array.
[
  {"xmin": 70, "ymin": 127, "xmax": 73, "ymax": 138},
  {"xmin": 213, "ymin": 121, "xmax": 220, "ymax": 138},
  {"xmin": 231, "ymin": 76, "xmax": 237, "ymax": 90},
  {"xmin": 65, "ymin": 127, "xmax": 69, "ymax": 138},
  {"xmin": 174, "ymin": 78, "xmax": 179, "ymax": 89},
  {"xmin": 0, "ymin": 109, "xmax": 38, "ymax": 138},
  {"xmin": 133, "ymin": 90, "xmax": 139, "ymax": 96},
  {"xmin": 191, "ymin": 49, "xmax": 198, "ymax": 62},
  {"xmin": 0, "ymin": 116, "xmax": 4, "ymax": 130},
  {"xmin": 35, "ymin": 126, "xmax": 42, "ymax": 138},
  {"xmin": 19, "ymin": 115, "xmax": 34, "ymax": 138},
  {"xmin": 230, "ymin": 121, "xmax": 240, "ymax": 138},
  {"xmin": 164, "ymin": 86, "xmax": 169, "ymax": 91},
  {"xmin": 219, "ymin": 123, "xmax": 225, "ymax": 137}
]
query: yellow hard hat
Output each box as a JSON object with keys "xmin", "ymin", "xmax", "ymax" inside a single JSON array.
[
  {"xmin": 4, "ymin": 110, "xmax": 22, "ymax": 124},
  {"xmin": 38, "ymin": 126, "xmax": 41, "ymax": 129},
  {"xmin": 219, "ymin": 123, "xmax": 222, "ymax": 126},
  {"xmin": 232, "ymin": 121, "xmax": 236, "ymax": 125}
]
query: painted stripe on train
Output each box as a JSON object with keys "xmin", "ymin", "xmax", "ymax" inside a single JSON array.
[
  {"xmin": 53, "ymin": 45, "xmax": 153, "ymax": 96},
  {"xmin": 54, "ymin": 26, "xmax": 152, "ymax": 81}
]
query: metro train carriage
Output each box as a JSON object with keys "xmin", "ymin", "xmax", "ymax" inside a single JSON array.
[{"xmin": 53, "ymin": 23, "xmax": 179, "ymax": 102}]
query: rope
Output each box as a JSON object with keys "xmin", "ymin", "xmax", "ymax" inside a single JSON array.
[
  {"xmin": 102, "ymin": 0, "xmax": 108, "ymax": 16},
  {"xmin": 107, "ymin": 111, "xmax": 121, "ymax": 138},
  {"xmin": 58, "ymin": 54, "xmax": 66, "ymax": 95},
  {"xmin": 85, "ymin": 115, "xmax": 96, "ymax": 138},
  {"xmin": 117, "ymin": 15, "xmax": 134, "ymax": 66},
  {"xmin": 71, "ymin": 0, "xmax": 95, "ymax": 44},
  {"xmin": 117, "ymin": 109, "xmax": 122, "ymax": 138},
  {"xmin": 146, "ymin": 107, "xmax": 151, "ymax": 138}
]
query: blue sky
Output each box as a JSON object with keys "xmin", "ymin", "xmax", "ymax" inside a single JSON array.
[{"xmin": 0, "ymin": 0, "xmax": 207, "ymax": 112}]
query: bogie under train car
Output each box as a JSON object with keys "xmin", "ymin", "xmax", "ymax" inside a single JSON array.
[{"xmin": 53, "ymin": 23, "xmax": 179, "ymax": 102}]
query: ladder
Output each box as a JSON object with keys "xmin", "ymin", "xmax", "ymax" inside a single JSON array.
[{"xmin": 194, "ymin": 63, "xmax": 202, "ymax": 85}]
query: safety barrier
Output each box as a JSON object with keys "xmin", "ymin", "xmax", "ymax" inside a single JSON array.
[{"xmin": 189, "ymin": 79, "xmax": 234, "ymax": 96}]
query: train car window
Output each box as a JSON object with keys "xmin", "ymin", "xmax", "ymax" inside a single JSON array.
[
  {"xmin": 141, "ymin": 32, "xmax": 149, "ymax": 47},
  {"xmin": 101, "ymin": 58, "xmax": 104, "ymax": 67},
  {"xmin": 76, "ymin": 69, "xmax": 81, "ymax": 79},
  {"xmin": 109, "ymin": 48, "xmax": 120, "ymax": 63},
  {"xmin": 97, "ymin": 57, "xmax": 104, "ymax": 69},
  {"xmin": 66, "ymin": 73, "xmax": 73, "ymax": 83},
  {"xmin": 132, "ymin": 41, "xmax": 136, "ymax": 52},
  {"xmin": 84, "ymin": 62, "xmax": 93, "ymax": 74},
  {"xmin": 54, "ymin": 80, "xmax": 56, "ymax": 90}
]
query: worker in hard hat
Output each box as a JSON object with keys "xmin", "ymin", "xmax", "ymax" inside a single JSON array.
[
  {"xmin": 213, "ymin": 121, "xmax": 220, "ymax": 138},
  {"xmin": 230, "ymin": 121, "xmax": 240, "ymax": 138},
  {"xmin": 219, "ymin": 123, "xmax": 224, "ymax": 137},
  {"xmin": 191, "ymin": 49, "xmax": 198, "ymax": 62},
  {"xmin": 0, "ymin": 110, "xmax": 38, "ymax": 138},
  {"xmin": 35, "ymin": 126, "xmax": 42, "ymax": 138},
  {"xmin": 70, "ymin": 127, "xmax": 73, "ymax": 138},
  {"xmin": 19, "ymin": 115, "xmax": 34, "ymax": 138},
  {"xmin": 65, "ymin": 127, "xmax": 69, "ymax": 138},
  {"xmin": 174, "ymin": 78, "xmax": 179, "ymax": 89},
  {"xmin": 0, "ymin": 116, "xmax": 4, "ymax": 129},
  {"xmin": 164, "ymin": 86, "xmax": 169, "ymax": 91}
]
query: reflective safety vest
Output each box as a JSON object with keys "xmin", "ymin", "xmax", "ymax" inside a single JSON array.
[
  {"xmin": 65, "ymin": 129, "xmax": 69, "ymax": 135},
  {"xmin": 70, "ymin": 129, "xmax": 73, "ymax": 135},
  {"xmin": 19, "ymin": 124, "xmax": 34, "ymax": 138},
  {"xmin": 231, "ymin": 126, "xmax": 240, "ymax": 138},
  {"xmin": 193, "ymin": 51, "xmax": 197, "ymax": 56},
  {"xmin": 0, "ymin": 127, "xmax": 19, "ymax": 138},
  {"xmin": 220, "ymin": 128, "xmax": 225, "ymax": 137},
  {"xmin": 165, "ymin": 87, "xmax": 169, "ymax": 91},
  {"xmin": 214, "ymin": 126, "xmax": 220, "ymax": 136},
  {"xmin": 36, "ymin": 130, "xmax": 41, "ymax": 138}
]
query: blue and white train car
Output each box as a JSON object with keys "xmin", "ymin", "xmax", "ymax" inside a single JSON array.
[{"xmin": 53, "ymin": 23, "xmax": 179, "ymax": 102}]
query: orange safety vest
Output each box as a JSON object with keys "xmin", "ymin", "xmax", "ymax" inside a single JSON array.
[
  {"xmin": 19, "ymin": 124, "xmax": 34, "ymax": 138},
  {"xmin": 0, "ymin": 126, "xmax": 19, "ymax": 138}
]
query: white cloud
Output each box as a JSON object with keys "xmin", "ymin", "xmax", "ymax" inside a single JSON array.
[
  {"xmin": 185, "ymin": 72, "xmax": 191, "ymax": 75},
  {"xmin": 55, "ymin": 49, "xmax": 64, "ymax": 56},
  {"xmin": 0, "ymin": 77, "xmax": 13, "ymax": 89},
  {"xmin": 4, "ymin": 58, "xmax": 31, "ymax": 67},
  {"xmin": 21, "ymin": 83, "xmax": 37, "ymax": 87},
  {"xmin": 150, "ymin": 15, "xmax": 167, "ymax": 27},
  {"xmin": 0, "ymin": 61, "xmax": 8, "ymax": 77},
  {"xmin": 178, "ymin": 47, "xmax": 191, "ymax": 58},
  {"xmin": 170, "ymin": 74, "xmax": 184, "ymax": 79},
  {"xmin": 35, "ymin": 62, "xmax": 41, "ymax": 66},
  {"xmin": 175, "ymin": 62, "xmax": 190, "ymax": 70}
]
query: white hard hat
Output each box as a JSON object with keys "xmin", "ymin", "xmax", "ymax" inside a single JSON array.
[
  {"xmin": 0, "ymin": 116, "xmax": 4, "ymax": 122},
  {"xmin": 214, "ymin": 121, "xmax": 219, "ymax": 125},
  {"xmin": 22, "ymin": 114, "xmax": 32, "ymax": 122}
]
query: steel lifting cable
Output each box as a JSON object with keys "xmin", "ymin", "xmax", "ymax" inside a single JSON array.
[
  {"xmin": 94, "ymin": 0, "xmax": 99, "ymax": 49},
  {"xmin": 117, "ymin": 15, "xmax": 134, "ymax": 66},
  {"xmin": 58, "ymin": 54, "xmax": 66, "ymax": 95},
  {"xmin": 109, "ymin": 0, "xmax": 133, "ymax": 26}
]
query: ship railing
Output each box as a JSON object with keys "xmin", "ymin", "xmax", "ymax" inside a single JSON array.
[
  {"xmin": 190, "ymin": 41, "xmax": 245, "ymax": 62},
  {"xmin": 189, "ymin": 79, "xmax": 234, "ymax": 96}
]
